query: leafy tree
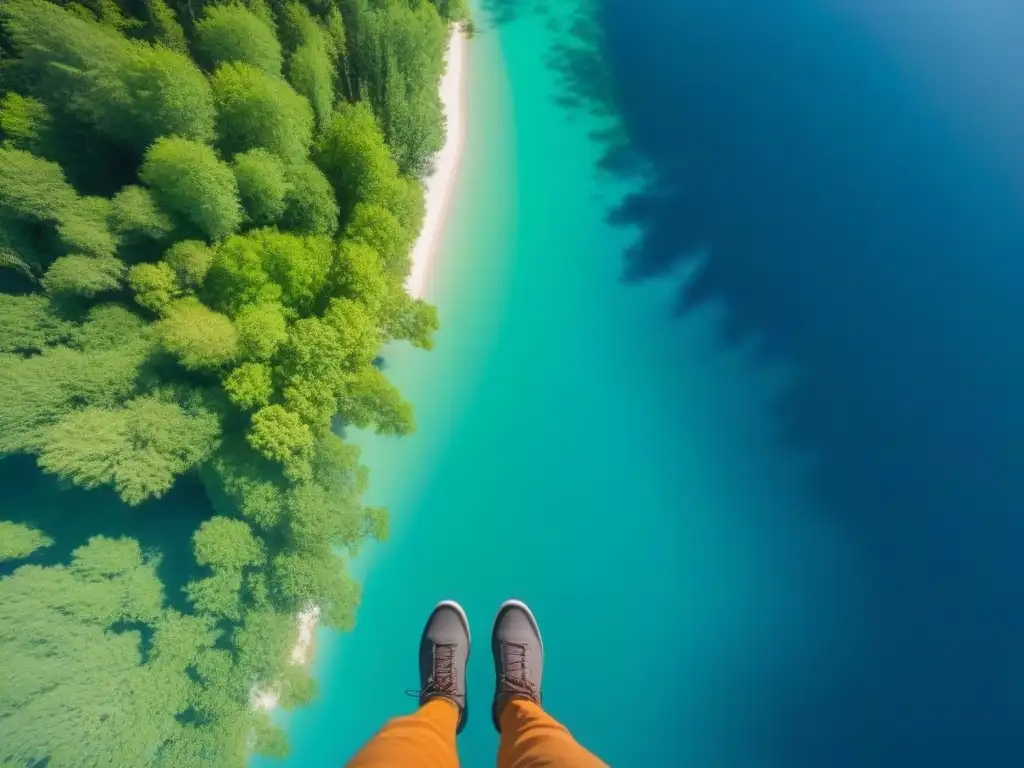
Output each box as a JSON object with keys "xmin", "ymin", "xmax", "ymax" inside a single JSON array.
[
  {"xmin": 58, "ymin": 195, "xmax": 117, "ymax": 258},
  {"xmin": 385, "ymin": 174, "xmax": 427, "ymax": 238},
  {"xmin": 156, "ymin": 298, "xmax": 238, "ymax": 370},
  {"xmin": 379, "ymin": 52, "xmax": 445, "ymax": 177},
  {"xmin": 140, "ymin": 136, "xmax": 242, "ymax": 240},
  {"xmin": 224, "ymin": 362, "xmax": 274, "ymax": 410},
  {"xmin": 201, "ymin": 439, "xmax": 287, "ymax": 529},
  {"xmin": 313, "ymin": 102, "xmax": 398, "ymax": 222},
  {"xmin": 75, "ymin": 303, "xmax": 151, "ymax": 352},
  {"xmin": 278, "ymin": 663, "xmax": 318, "ymax": 708},
  {"xmin": 347, "ymin": 0, "xmax": 447, "ymax": 176},
  {"xmin": 234, "ymin": 301, "xmax": 288, "ymax": 361},
  {"xmin": 322, "ymin": 297, "xmax": 380, "ymax": 367},
  {"xmin": 0, "ymin": 521, "xmax": 53, "ymax": 562},
  {"xmin": 272, "ymin": 301, "xmax": 378, "ymax": 431},
  {"xmin": 210, "ymin": 61, "xmax": 313, "ymax": 164},
  {"xmin": 108, "ymin": 185, "xmax": 176, "ymax": 257},
  {"xmin": 323, "ymin": 6, "xmax": 352, "ymax": 100},
  {"xmin": 149, "ymin": 611, "xmax": 217, "ymax": 669},
  {"xmin": 204, "ymin": 232, "xmax": 282, "ymax": 315},
  {"xmin": 381, "ymin": 288, "xmax": 439, "ymax": 349},
  {"xmin": 337, "ymin": 364, "xmax": 414, "ymax": 436},
  {"xmin": 42, "ymin": 254, "xmax": 125, "ymax": 297},
  {"xmin": 194, "ymin": 3, "xmax": 282, "ymax": 76},
  {"xmin": 276, "ymin": 1, "xmax": 321, "ymax": 54},
  {"xmin": 233, "ymin": 609, "xmax": 295, "ymax": 681},
  {"xmin": 186, "ymin": 568, "xmax": 244, "ymax": 620},
  {"xmin": 76, "ymin": 0, "xmax": 140, "ymax": 32},
  {"xmin": 129, "ymin": 261, "xmax": 180, "ymax": 314},
  {"xmin": 271, "ymin": 547, "xmax": 359, "ymax": 629},
  {"xmin": 163, "ymin": 239, "xmax": 215, "ymax": 288},
  {"xmin": 344, "ymin": 201, "xmax": 411, "ymax": 275},
  {"xmin": 251, "ymin": 710, "xmax": 290, "ymax": 758},
  {"xmin": 281, "ymin": 161, "xmax": 339, "ymax": 235},
  {"xmin": 0, "ymin": 320, "xmax": 152, "ymax": 454},
  {"xmin": 0, "ymin": 296, "xmax": 74, "ymax": 354},
  {"xmin": 332, "ymin": 239, "xmax": 387, "ymax": 310},
  {"xmin": 142, "ymin": 0, "xmax": 187, "ymax": 52},
  {"xmin": 276, "ymin": 316, "xmax": 348, "ymax": 427},
  {"xmin": 248, "ymin": 404, "xmax": 314, "ymax": 481},
  {"xmin": 257, "ymin": 229, "xmax": 332, "ymax": 314},
  {"xmin": 233, "ymin": 148, "xmax": 289, "ymax": 226},
  {"xmin": 364, "ymin": 505, "xmax": 389, "ymax": 543},
  {"xmin": 0, "ymin": 147, "xmax": 115, "ymax": 266},
  {"xmin": 430, "ymin": 0, "xmax": 469, "ymax": 21},
  {"xmin": 287, "ymin": 39, "xmax": 335, "ymax": 130},
  {"xmin": 193, "ymin": 517, "xmax": 264, "ymax": 570},
  {"xmin": 205, "ymin": 228, "xmax": 331, "ymax": 317},
  {"xmin": 0, "ymin": 92, "xmax": 53, "ymax": 152},
  {"xmin": 36, "ymin": 395, "xmax": 221, "ymax": 504},
  {"xmin": 0, "ymin": 294, "xmax": 76, "ymax": 354}
]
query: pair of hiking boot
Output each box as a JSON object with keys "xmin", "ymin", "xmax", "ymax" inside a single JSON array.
[{"xmin": 413, "ymin": 599, "xmax": 543, "ymax": 734}]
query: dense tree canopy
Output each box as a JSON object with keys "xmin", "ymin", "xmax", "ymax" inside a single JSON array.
[
  {"xmin": 1, "ymin": 0, "xmax": 216, "ymax": 150},
  {"xmin": 0, "ymin": 0, "xmax": 453, "ymax": 763}
]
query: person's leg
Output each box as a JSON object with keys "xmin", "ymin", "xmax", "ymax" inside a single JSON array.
[
  {"xmin": 496, "ymin": 699, "xmax": 607, "ymax": 768},
  {"xmin": 347, "ymin": 699, "xmax": 460, "ymax": 768},
  {"xmin": 490, "ymin": 600, "xmax": 607, "ymax": 768},
  {"xmin": 346, "ymin": 600, "xmax": 471, "ymax": 768}
]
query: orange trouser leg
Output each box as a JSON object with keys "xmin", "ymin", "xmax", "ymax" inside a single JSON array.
[
  {"xmin": 497, "ymin": 699, "xmax": 607, "ymax": 768},
  {"xmin": 346, "ymin": 699, "xmax": 460, "ymax": 768}
]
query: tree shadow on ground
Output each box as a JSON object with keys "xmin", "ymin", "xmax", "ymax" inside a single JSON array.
[
  {"xmin": 0, "ymin": 455, "xmax": 212, "ymax": 613},
  {"xmin": 505, "ymin": 0, "xmax": 1024, "ymax": 765}
]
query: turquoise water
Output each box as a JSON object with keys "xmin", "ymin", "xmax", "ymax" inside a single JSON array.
[{"xmin": 260, "ymin": 2, "xmax": 851, "ymax": 765}]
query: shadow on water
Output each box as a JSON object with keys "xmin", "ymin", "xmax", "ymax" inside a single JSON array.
[
  {"xmin": 490, "ymin": 0, "xmax": 1024, "ymax": 764},
  {"xmin": 0, "ymin": 455, "xmax": 212, "ymax": 612}
]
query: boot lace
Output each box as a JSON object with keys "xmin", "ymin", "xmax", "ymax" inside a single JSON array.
[
  {"xmin": 406, "ymin": 643, "xmax": 458, "ymax": 699},
  {"xmin": 499, "ymin": 642, "xmax": 540, "ymax": 699}
]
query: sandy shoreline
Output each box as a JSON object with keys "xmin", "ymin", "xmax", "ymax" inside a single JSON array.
[
  {"xmin": 250, "ymin": 26, "xmax": 468, "ymax": 713},
  {"xmin": 406, "ymin": 25, "xmax": 468, "ymax": 299}
]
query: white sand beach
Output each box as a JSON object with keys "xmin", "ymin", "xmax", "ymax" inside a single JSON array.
[
  {"xmin": 406, "ymin": 25, "xmax": 468, "ymax": 299},
  {"xmin": 251, "ymin": 25, "xmax": 468, "ymax": 713}
]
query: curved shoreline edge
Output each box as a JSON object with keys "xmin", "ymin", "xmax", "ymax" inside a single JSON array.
[
  {"xmin": 406, "ymin": 25, "xmax": 468, "ymax": 300},
  {"xmin": 251, "ymin": 24, "xmax": 469, "ymax": 712}
]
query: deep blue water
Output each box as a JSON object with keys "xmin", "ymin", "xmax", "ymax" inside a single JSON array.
[{"xmin": 591, "ymin": 0, "xmax": 1024, "ymax": 763}]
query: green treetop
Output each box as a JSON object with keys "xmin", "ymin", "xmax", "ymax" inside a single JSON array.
[
  {"xmin": 156, "ymin": 298, "xmax": 239, "ymax": 371},
  {"xmin": 210, "ymin": 61, "xmax": 314, "ymax": 165},
  {"xmin": 233, "ymin": 149, "xmax": 289, "ymax": 227},
  {"xmin": 194, "ymin": 3, "xmax": 283, "ymax": 76},
  {"xmin": 140, "ymin": 136, "xmax": 242, "ymax": 241}
]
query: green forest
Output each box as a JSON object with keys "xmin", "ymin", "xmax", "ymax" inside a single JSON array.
[{"xmin": 0, "ymin": 0, "xmax": 463, "ymax": 764}]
